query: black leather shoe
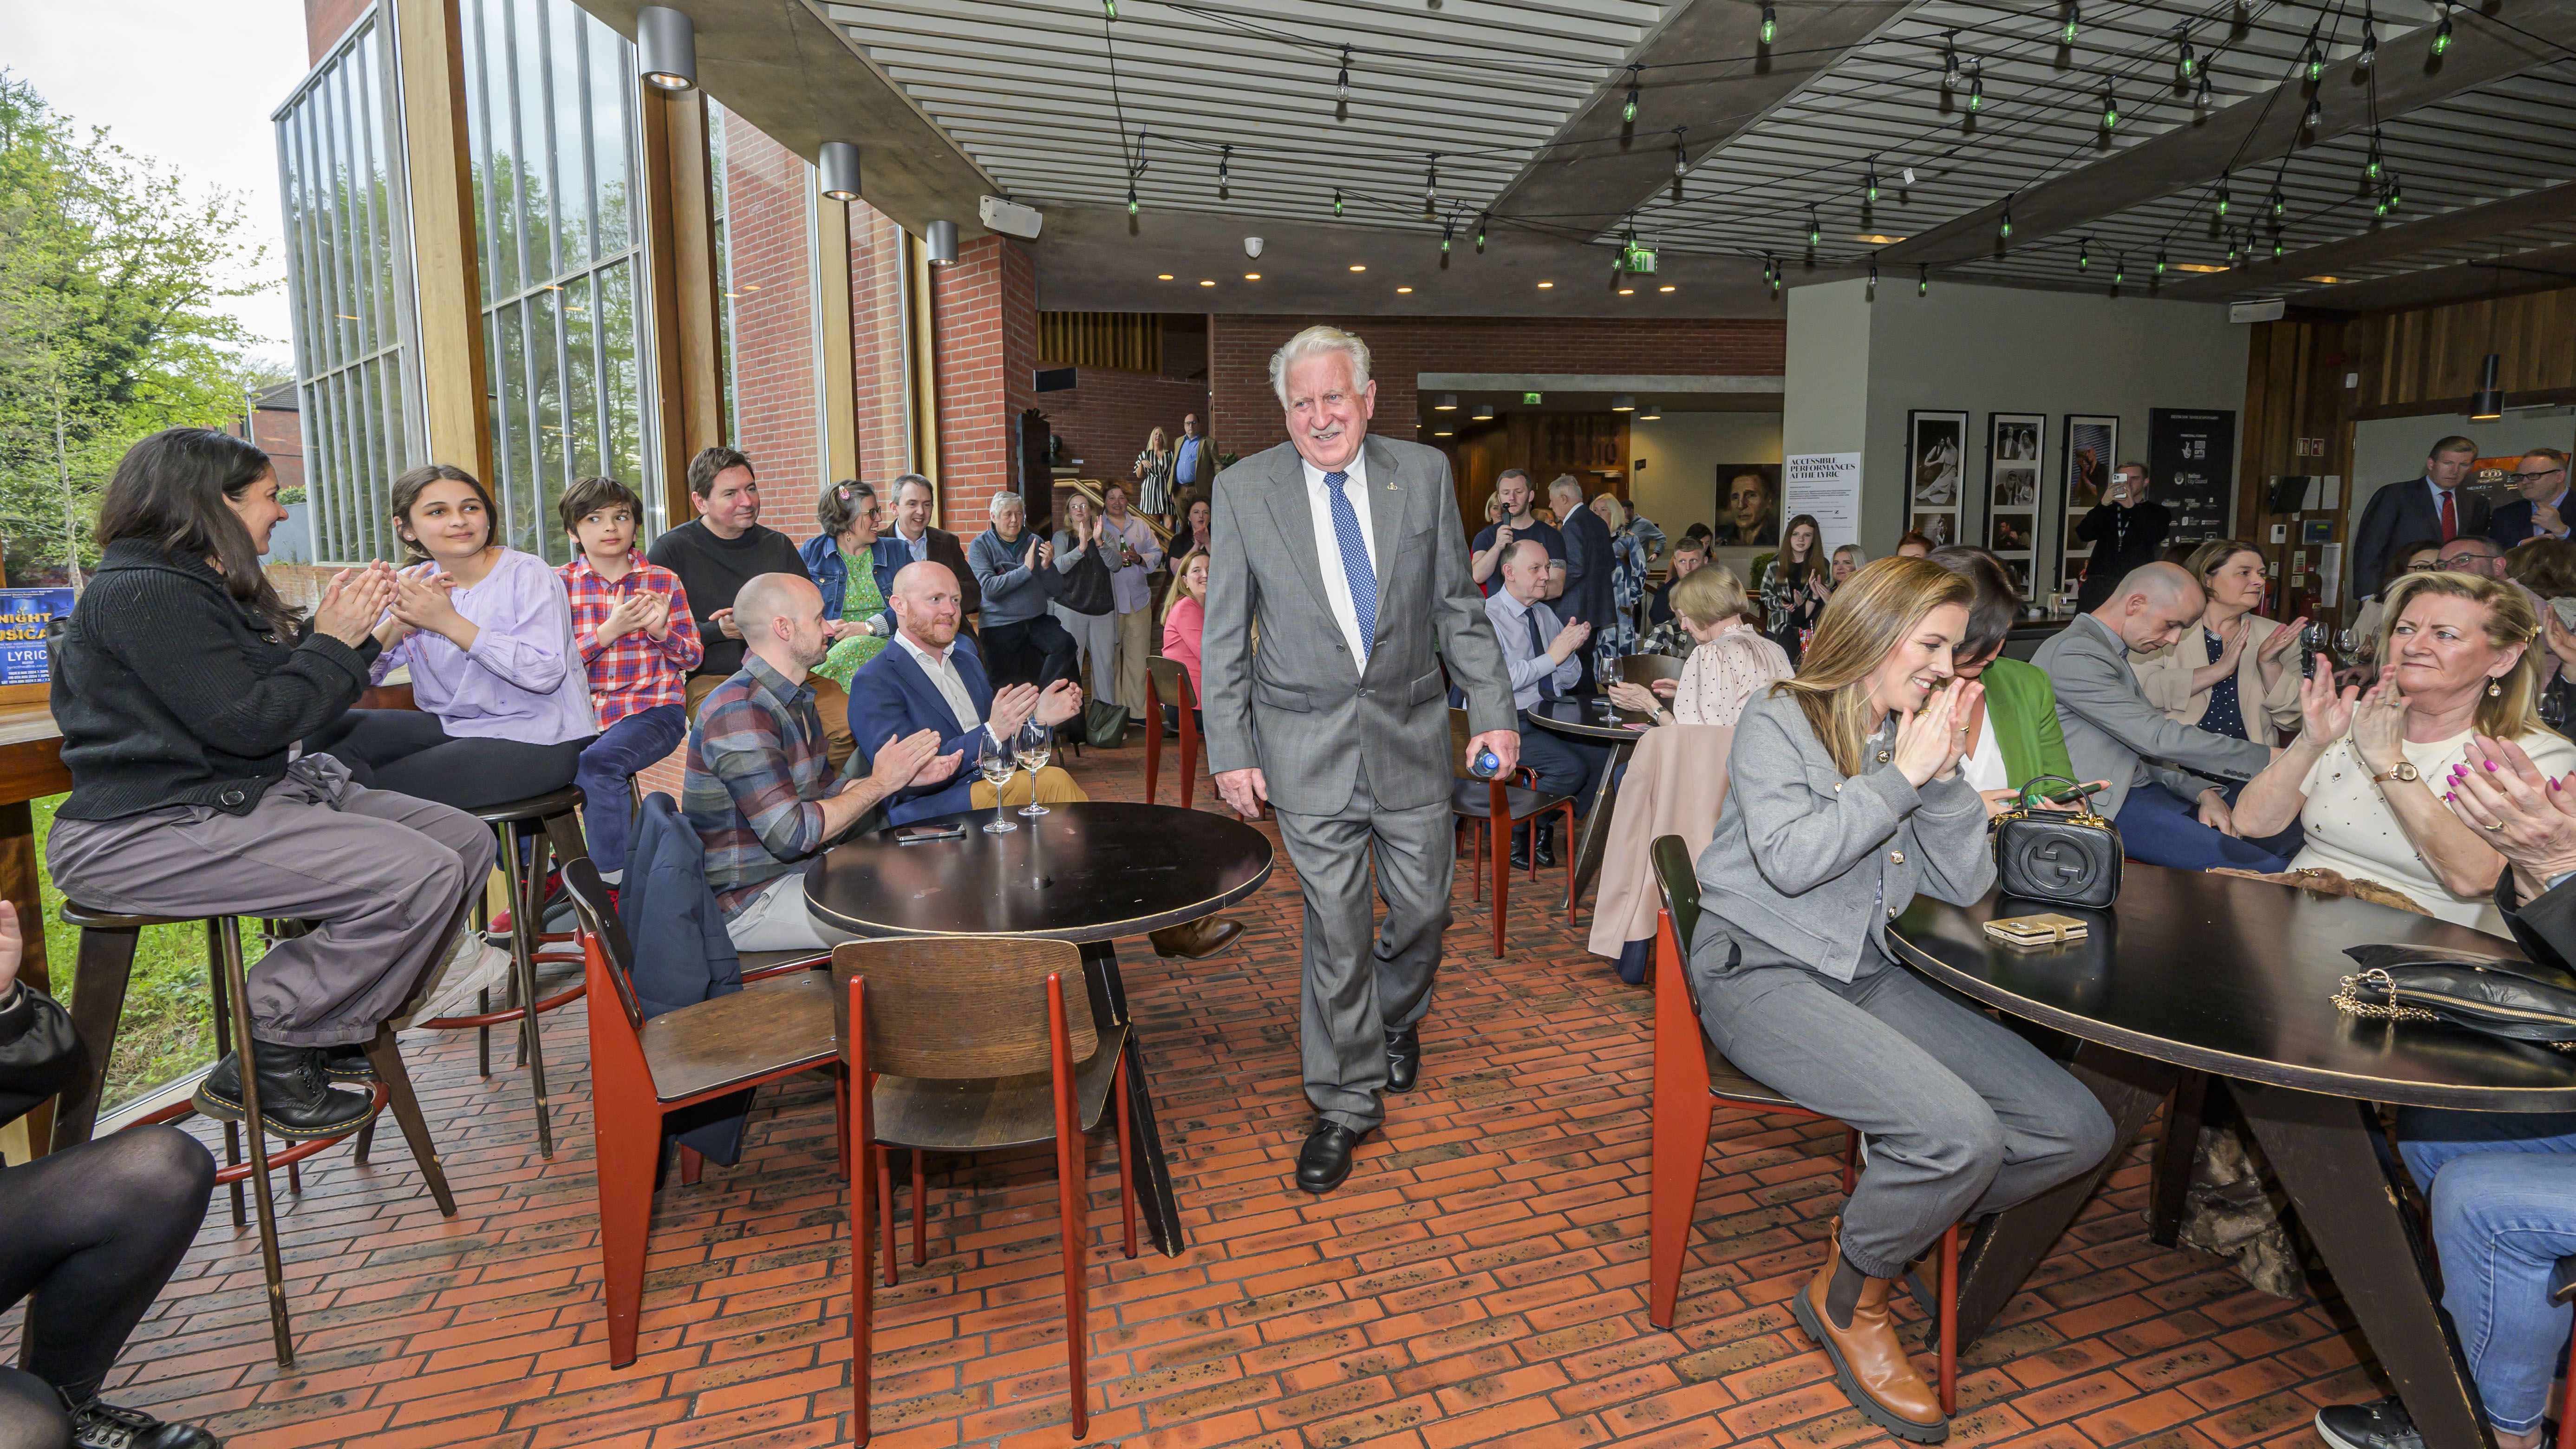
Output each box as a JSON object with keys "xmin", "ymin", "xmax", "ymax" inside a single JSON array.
[
  {"xmin": 1509, "ymin": 827, "xmax": 1534, "ymax": 872},
  {"xmin": 1294, "ymin": 1121, "xmax": 1371, "ymax": 1194},
  {"xmin": 1385, "ymin": 1027, "xmax": 1421, "ymax": 1093},
  {"xmin": 320, "ymin": 1042, "xmax": 376, "ymax": 1083},
  {"xmin": 2314, "ymin": 1400, "xmax": 2423, "ymax": 1449},
  {"xmin": 196, "ymin": 1041, "xmax": 379, "ymax": 1142},
  {"xmin": 1533, "ymin": 824, "xmax": 1561, "ymax": 869},
  {"xmin": 70, "ymin": 1395, "xmax": 222, "ymax": 1449}
]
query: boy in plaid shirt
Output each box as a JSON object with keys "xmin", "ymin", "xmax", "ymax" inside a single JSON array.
[{"xmin": 558, "ymin": 476, "xmax": 702, "ymax": 880}]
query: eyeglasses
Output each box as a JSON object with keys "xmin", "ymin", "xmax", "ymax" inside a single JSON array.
[
  {"xmin": 2510, "ymin": 468, "xmax": 2567, "ymax": 482},
  {"xmin": 2405, "ymin": 561, "xmax": 2446, "ymax": 572}
]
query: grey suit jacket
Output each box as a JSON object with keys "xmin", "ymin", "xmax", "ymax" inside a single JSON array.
[
  {"xmin": 1201, "ymin": 435, "xmax": 1514, "ymax": 816},
  {"xmin": 1690, "ymin": 691, "xmax": 1995, "ymax": 983},
  {"xmin": 2032, "ymin": 613, "xmax": 2272, "ymax": 817}
]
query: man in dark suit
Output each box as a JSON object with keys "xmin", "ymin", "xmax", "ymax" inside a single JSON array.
[
  {"xmin": 2485, "ymin": 448, "xmax": 2572, "ymax": 548},
  {"xmin": 2073, "ymin": 462, "xmax": 2172, "ymax": 615},
  {"xmin": 2350, "ymin": 436, "xmax": 2486, "ymax": 610},
  {"xmin": 874, "ymin": 474, "xmax": 981, "ymax": 622},
  {"xmin": 848, "ymin": 561, "xmax": 1242, "ymax": 959},
  {"xmin": 1548, "ymin": 474, "xmax": 1617, "ymax": 693}
]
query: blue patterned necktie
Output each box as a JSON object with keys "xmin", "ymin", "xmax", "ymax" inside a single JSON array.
[{"xmin": 1324, "ymin": 470, "xmax": 1377, "ymax": 661}]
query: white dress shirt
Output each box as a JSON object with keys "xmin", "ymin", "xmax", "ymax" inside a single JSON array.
[
  {"xmin": 1300, "ymin": 452, "xmax": 1377, "ymax": 672},
  {"xmin": 895, "ymin": 630, "xmax": 985, "ymax": 737},
  {"xmin": 1484, "ymin": 589, "xmax": 1581, "ymax": 711}
]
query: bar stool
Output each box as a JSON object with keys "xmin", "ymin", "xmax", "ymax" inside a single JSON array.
[
  {"xmin": 415, "ymin": 785, "xmax": 589, "ymax": 1157},
  {"xmin": 52, "ymin": 905, "xmax": 456, "ymax": 1367}
]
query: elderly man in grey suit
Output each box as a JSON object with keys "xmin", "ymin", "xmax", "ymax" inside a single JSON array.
[
  {"xmin": 2034, "ymin": 562, "xmax": 2292, "ymax": 871},
  {"xmin": 1203, "ymin": 325, "xmax": 1519, "ymax": 1194}
]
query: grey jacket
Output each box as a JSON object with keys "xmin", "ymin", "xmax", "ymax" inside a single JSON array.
[
  {"xmin": 2032, "ymin": 613, "xmax": 2273, "ymax": 817},
  {"xmin": 1202, "ymin": 436, "xmax": 1514, "ymax": 817},
  {"xmin": 1690, "ymin": 690, "xmax": 1996, "ymax": 984}
]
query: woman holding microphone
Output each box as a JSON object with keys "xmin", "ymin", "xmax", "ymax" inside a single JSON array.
[{"xmin": 1689, "ymin": 556, "xmax": 2114, "ymax": 1443}]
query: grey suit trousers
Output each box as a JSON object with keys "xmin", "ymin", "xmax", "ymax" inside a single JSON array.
[
  {"xmin": 1272, "ymin": 752, "xmax": 1452, "ymax": 1132},
  {"xmin": 1696, "ymin": 951, "xmax": 2116, "ymax": 1277}
]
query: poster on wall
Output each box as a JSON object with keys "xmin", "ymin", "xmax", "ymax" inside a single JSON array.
[
  {"xmin": 1783, "ymin": 452, "xmax": 1863, "ymax": 553},
  {"xmin": 0, "ymin": 587, "xmax": 72, "ymax": 688},
  {"xmin": 2148, "ymin": 408, "xmax": 2237, "ymax": 542},
  {"xmin": 1905, "ymin": 410, "xmax": 1968, "ymax": 552},
  {"xmin": 1986, "ymin": 413, "xmax": 2045, "ymax": 601},
  {"xmin": 2057, "ymin": 415, "xmax": 2119, "ymax": 608},
  {"xmin": 1711, "ymin": 463, "xmax": 1782, "ymax": 547}
]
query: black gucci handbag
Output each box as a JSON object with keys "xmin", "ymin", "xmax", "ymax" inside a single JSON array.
[
  {"xmin": 1989, "ymin": 776, "xmax": 2123, "ymax": 910},
  {"xmin": 2335, "ymin": 945, "xmax": 2576, "ymax": 1053}
]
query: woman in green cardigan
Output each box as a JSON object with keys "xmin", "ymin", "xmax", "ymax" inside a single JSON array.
[{"xmin": 1929, "ymin": 547, "xmax": 2105, "ymax": 815}]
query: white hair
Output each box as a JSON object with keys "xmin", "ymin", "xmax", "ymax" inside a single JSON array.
[
  {"xmin": 988, "ymin": 491, "xmax": 1024, "ymax": 522},
  {"xmin": 1547, "ymin": 474, "xmax": 1584, "ymax": 504},
  {"xmin": 1269, "ymin": 325, "xmax": 1374, "ymax": 408}
]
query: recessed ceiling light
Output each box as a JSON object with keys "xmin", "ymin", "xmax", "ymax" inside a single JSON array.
[
  {"xmin": 1537, "ymin": 281, "xmax": 1555, "ymax": 289},
  {"xmin": 1244, "ymin": 272, "xmax": 1261, "ymax": 280},
  {"xmin": 1395, "ymin": 285, "xmax": 1413, "ymax": 294},
  {"xmin": 1157, "ymin": 273, "xmax": 1174, "ymax": 280},
  {"xmin": 1200, "ymin": 279, "xmax": 1215, "ymax": 287},
  {"xmin": 1852, "ymin": 234, "xmax": 1908, "ymax": 244},
  {"xmin": 1658, "ymin": 284, "xmax": 1675, "ymax": 293},
  {"xmin": 1349, "ymin": 263, "xmax": 1367, "ymax": 272},
  {"xmin": 1618, "ymin": 287, "xmax": 1636, "ymax": 295},
  {"xmin": 2305, "ymin": 274, "xmax": 2343, "ymax": 284},
  {"xmin": 1433, "ymin": 429, "xmax": 1454, "ymax": 437},
  {"xmin": 2170, "ymin": 262, "xmax": 2226, "ymax": 274}
]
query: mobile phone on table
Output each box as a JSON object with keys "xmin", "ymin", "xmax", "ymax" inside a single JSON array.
[{"xmin": 893, "ymin": 822, "xmax": 966, "ymax": 845}]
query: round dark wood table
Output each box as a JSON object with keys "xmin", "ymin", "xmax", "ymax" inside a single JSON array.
[
  {"xmin": 1524, "ymin": 698, "xmax": 1650, "ymax": 910},
  {"xmin": 803, "ymin": 802, "xmax": 1275, "ymax": 1255},
  {"xmin": 1889, "ymin": 865, "xmax": 2576, "ymax": 1449}
]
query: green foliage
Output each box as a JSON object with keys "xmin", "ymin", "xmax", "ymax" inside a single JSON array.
[{"xmin": 0, "ymin": 74, "xmax": 277, "ymax": 584}]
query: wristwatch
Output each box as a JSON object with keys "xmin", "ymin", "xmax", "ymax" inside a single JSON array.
[{"xmin": 2370, "ymin": 760, "xmax": 2421, "ymax": 785}]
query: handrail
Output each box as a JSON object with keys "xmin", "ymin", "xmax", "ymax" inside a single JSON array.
[{"xmin": 1053, "ymin": 477, "xmax": 1176, "ymax": 553}]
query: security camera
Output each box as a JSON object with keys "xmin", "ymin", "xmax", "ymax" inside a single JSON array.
[{"xmin": 1244, "ymin": 236, "xmax": 1265, "ymax": 259}]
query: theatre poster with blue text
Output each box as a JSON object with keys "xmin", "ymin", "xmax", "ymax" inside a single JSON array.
[{"xmin": 0, "ymin": 589, "xmax": 72, "ymax": 686}]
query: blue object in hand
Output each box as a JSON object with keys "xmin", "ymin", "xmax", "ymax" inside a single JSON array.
[{"xmin": 1467, "ymin": 750, "xmax": 1505, "ymax": 780}]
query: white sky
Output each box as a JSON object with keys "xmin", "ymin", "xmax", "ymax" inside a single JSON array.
[{"xmin": 0, "ymin": 1, "xmax": 313, "ymax": 364}]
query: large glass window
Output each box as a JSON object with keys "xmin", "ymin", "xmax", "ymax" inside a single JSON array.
[
  {"xmin": 274, "ymin": 9, "xmax": 418, "ymax": 565},
  {"xmin": 462, "ymin": 0, "xmax": 656, "ymax": 561}
]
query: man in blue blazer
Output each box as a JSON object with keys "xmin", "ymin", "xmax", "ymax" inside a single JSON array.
[
  {"xmin": 846, "ymin": 560, "xmax": 1243, "ymax": 959},
  {"xmin": 2486, "ymin": 448, "xmax": 2572, "ymax": 548}
]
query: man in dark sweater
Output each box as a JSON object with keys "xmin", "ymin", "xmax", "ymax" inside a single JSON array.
[
  {"xmin": 2074, "ymin": 462, "xmax": 2173, "ymax": 615},
  {"xmin": 648, "ymin": 446, "xmax": 810, "ymax": 719}
]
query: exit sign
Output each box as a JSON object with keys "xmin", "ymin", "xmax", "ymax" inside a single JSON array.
[{"xmin": 1523, "ymin": 392, "xmax": 1543, "ymax": 405}]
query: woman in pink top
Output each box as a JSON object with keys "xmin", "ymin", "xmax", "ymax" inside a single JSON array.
[
  {"xmin": 1159, "ymin": 548, "xmax": 1208, "ymax": 730},
  {"xmin": 1605, "ymin": 565, "xmax": 1790, "ymax": 728}
]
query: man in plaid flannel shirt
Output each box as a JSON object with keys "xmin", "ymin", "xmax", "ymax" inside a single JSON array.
[
  {"xmin": 684, "ymin": 572, "xmax": 954, "ymax": 951},
  {"xmin": 558, "ymin": 477, "xmax": 708, "ymax": 881}
]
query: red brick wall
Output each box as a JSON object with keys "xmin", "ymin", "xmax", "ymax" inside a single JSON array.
[
  {"xmin": 305, "ymin": 0, "xmax": 367, "ymax": 61},
  {"xmin": 930, "ymin": 235, "xmax": 1038, "ymax": 534},
  {"xmin": 717, "ymin": 115, "xmax": 823, "ymax": 541},
  {"xmin": 1030, "ymin": 367, "xmax": 1209, "ymax": 490},
  {"xmin": 253, "ymin": 407, "xmax": 305, "ymax": 494},
  {"xmin": 1208, "ymin": 316, "xmax": 1787, "ymax": 454}
]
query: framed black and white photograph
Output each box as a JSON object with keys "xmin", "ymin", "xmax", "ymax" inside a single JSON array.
[
  {"xmin": 1985, "ymin": 412, "xmax": 2045, "ymax": 581},
  {"xmin": 1906, "ymin": 409, "xmax": 1968, "ymax": 548},
  {"xmin": 2058, "ymin": 414, "xmax": 2120, "ymax": 608}
]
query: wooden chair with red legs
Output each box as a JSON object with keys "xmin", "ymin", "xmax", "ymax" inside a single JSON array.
[
  {"xmin": 1643, "ymin": 835, "xmax": 1956, "ymax": 1416},
  {"xmin": 1143, "ymin": 657, "xmax": 1203, "ymax": 807},
  {"xmin": 559, "ymin": 861, "xmax": 846, "ymax": 1369},
  {"xmin": 833, "ymin": 936, "xmax": 1137, "ymax": 1446},
  {"xmin": 1445, "ymin": 708, "xmax": 1578, "ymax": 953}
]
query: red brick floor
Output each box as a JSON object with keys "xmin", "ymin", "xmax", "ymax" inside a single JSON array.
[{"xmin": 20, "ymin": 743, "xmax": 2380, "ymax": 1449}]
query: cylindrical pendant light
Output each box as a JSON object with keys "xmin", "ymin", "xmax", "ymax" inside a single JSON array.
[
  {"xmin": 638, "ymin": 7, "xmax": 698, "ymax": 91},
  {"xmin": 1610, "ymin": 394, "xmax": 1637, "ymax": 412},
  {"xmin": 818, "ymin": 142, "xmax": 862, "ymax": 202},
  {"xmin": 1433, "ymin": 393, "xmax": 1458, "ymax": 411},
  {"xmin": 926, "ymin": 219, "xmax": 959, "ymax": 265},
  {"xmin": 2471, "ymin": 352, "xmax": 2505, "ymax": 421}
]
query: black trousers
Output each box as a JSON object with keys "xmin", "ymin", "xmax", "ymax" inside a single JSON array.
[
  {"xmin": 308, "ymin": 710, "xmax": 588, "ymax": 813},
  {"xmin": 980, "ymin": 615, "xmax": 1081, "ymax": 691},
  {"xmin": 0, "ymin": 1125, "xmax": 214, "ymax": 1414}
]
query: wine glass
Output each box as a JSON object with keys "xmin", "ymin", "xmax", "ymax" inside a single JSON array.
[
  {"xmin": 976, "ymin": 729, "xmax": 1018, "ymax": 833},
  {"xmin": 1015, "ymin": 718, "xmax": 1054, "ymax": 817}
]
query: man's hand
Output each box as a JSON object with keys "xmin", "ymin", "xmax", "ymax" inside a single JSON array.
[
  {"xmin": 1466, "ymin": 729, "xmax": 1522, "ymax": 781},
  {"xmin": 1032, "ymin": 678, "xmax": 1083, "ymax": 727},
  {"xmin": 1547, "ymin": 618, "xmax": 1593, "ymax": 661},
  {"xmin": 1215, "ymin": 767, "xmax": 1270, "ymax": 820},
  {"xmin": 2539, "ymin": 500, "xmax": 2567, "ymax": 538},
  {"xmin": 1494, "ymin": 523, "xmax": 1515, "ymax": 550},
  {"xmin": 2196, "ymin": 788, "xmax": 2240, "ymax": 837},
  {"xmin": 987, "ymin": 682, "xmax": 1042, "ymax": 741},
  {"xmin": 711, "ymin": 606, "xmax": 743, "ymax": 641},
  {"xmin": 865, "ymin": 729, "xmax": 949, "ymax": 793}
]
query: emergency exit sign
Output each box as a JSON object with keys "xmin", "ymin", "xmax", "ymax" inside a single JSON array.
[{"xmin": 1523, "ymin": 392, "xmax": 1543, "ymax": 405}]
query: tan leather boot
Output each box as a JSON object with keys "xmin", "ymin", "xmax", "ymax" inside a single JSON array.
[{"xmin": 1788, "ymin": 1231, "xmax": 1948, "ymax": 1443}]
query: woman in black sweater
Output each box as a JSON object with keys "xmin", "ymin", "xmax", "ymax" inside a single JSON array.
[
  {"xmin": 0, "ymin": 900, "xmax": 223, "ymax": 1449},
  {"xmin": 46, "ymin": 429, "xmax": 498, "ymax": 1142}
]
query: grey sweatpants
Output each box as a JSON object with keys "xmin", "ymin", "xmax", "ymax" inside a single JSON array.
[
  {"xmin": 47, "ymin": 757, "xmax": 493, "ymax": 1048},
  {"xmin": 1695, "ymin": 952, "xmax": 2116, "ymax": 1277},
  {"xmin": 1052, "ymin": 603, "xmax": 1120, "ymax": 704},
  {"xmin": 1272, "ymin": 753, "xmax": 1452, "ymax": 1133}
]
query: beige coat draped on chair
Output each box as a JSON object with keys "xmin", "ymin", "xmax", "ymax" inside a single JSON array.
[{"xmin": 1589, "ymin": 721, "xmax": 1737, "ymax": 960}]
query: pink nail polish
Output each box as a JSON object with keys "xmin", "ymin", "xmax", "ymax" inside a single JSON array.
[
  {"xmin": 2445, "ymin": 792, "xmax": 2456, "ymax": 803},
  {"xmin": 2488, "ymin": 760, "xmax": 2500, "ymax": 771}
]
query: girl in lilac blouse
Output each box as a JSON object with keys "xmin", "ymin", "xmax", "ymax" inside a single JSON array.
[{"xmin": 358, "ymin": 464, "xmax": 599, "ymax": 811}]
